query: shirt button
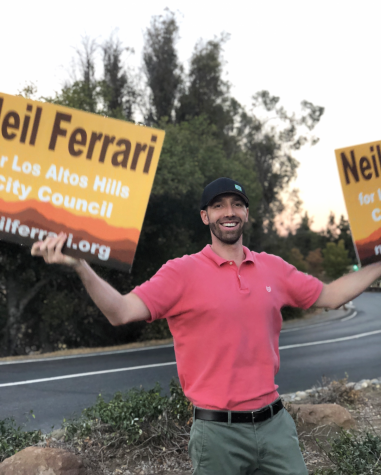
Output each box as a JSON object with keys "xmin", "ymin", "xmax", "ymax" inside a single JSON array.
[
  {"xmin": 229, "ymin": 262, "xmax": 233, "ymax": 265},
  {"xmin": 238, "ymin": 275, "xmax": 241, "ymax": 277}
]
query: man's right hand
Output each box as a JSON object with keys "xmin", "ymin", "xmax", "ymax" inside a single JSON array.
[{"xmin": 31, "ymin": 232, "xmax": 81, "ymax": 268}]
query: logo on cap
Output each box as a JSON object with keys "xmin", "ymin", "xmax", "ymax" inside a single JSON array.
[{"xmin": 235, "ymin": 184, "xmax": 242, "ymax": 191}]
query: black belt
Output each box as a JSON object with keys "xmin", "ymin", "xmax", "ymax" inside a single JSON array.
[{"xmin": 195, "ymin": 399, "xmax": 283, "ymax": 424}]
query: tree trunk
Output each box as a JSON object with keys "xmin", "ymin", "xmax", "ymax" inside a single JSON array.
[{"xmin": 3, "ymin": 276, "xmax": 49, "ymax": 356}]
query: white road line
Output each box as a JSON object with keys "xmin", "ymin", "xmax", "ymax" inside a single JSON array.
[
  {"xmin": 0, "ymin": 361, "xmax": 177, "ymax": 388},
  {"xmin": 0, "ymin": 344, "xmax": 175, "ymax": 366},
  {"xmin": 281, "ymin": 311, "xmax": 357, "ymax": 333},
  {"xmin": 2, "ymin": 328, "xmax": 380, "ymax": 388},
  {"xmin": 341, "ymin": 311, "xmax": 358, "ymax": 322},
  {"xmin": 281, "ymin": 320, "xmax": 334, "ymax": 333},
  {"xmin": 279, "ymin": 329, "xmax": 381, "ymax": 350}
]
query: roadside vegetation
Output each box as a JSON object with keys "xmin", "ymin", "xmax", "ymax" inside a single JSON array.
[
  {"xmin": 0, "ymin": 415, "xmax": 42, "ymax": 463},
  {"xmin": 1, "ymin": 378, "xmax": 381, "ymax": 474}
]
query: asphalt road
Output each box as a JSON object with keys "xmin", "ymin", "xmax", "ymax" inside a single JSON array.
[{"xmin": 1, "ymin": 292, "xmax": 380, "ymax": 433}]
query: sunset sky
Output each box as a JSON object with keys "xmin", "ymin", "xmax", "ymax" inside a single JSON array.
[{"xmin": 1, "ymin": 0, "xmax": 381, "ymax": 231}]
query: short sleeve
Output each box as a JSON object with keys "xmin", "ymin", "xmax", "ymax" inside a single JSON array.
[
  {"xmin": 132, "ymin": 259, "xmax": 185, "ymax": 322},
  {"xmin": 281, "ymin": 259, "xmax": 323, "ymax": 309}
]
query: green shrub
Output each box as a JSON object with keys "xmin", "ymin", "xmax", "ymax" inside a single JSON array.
[
  {"xmin": 63, "ymin": 380, "xmax": 192, "ymax": 444},
  {"xmin": 323, "ymin": 240, "xmax": 350, "ymax": 280},
  {"xmin": 315, "ymin": 430, "xmax": 381, "ymax": 474},
  {"xmin": 281, "ymin": 306, "xmax": 303, "ymax": 321},
  {"xmin": 0, "ymin": 416, "xmax": 42, "ymax": 462}
]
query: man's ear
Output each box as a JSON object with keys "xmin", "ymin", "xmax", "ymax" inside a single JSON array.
[
  {"xmin": 245, "ymin": 207, "xmax": 249, "ymax": 223},
  {"xmin": 200, "ymin": 209, "xmax": 209, "ymax": 225}
]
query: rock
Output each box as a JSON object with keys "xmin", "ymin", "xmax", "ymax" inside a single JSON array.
[
  {"xmin": 289, "ymin": 403, "xmax": 356, "ymax": 429},
  {"xmin": 345, "ymin": 382, "xmax": 356, "ymax": 388},
  {"xmin": 295, "ymin": 391, "xmax": 307, "ymax": 399},
  {"xmin": 371, "ymin": 379, "xmax": 380, "ymax": 385},
  {"xmin": 0, "ymin": 446, "xmax": 86, "ymax": 475},
  {"xmin": 354, "ymin": 381, "xmax": 368, "ymax": 390},
  {"xmin": 50, "ymin": 428, "xmax": 65, "ymax": 440}
]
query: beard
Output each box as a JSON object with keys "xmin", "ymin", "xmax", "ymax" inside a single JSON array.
[{"xmin": 209, "ymin": 220, "xmax": 244, "ymax": 245}]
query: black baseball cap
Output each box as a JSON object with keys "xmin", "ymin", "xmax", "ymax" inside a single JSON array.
[{"xmin": 200, "ymin": 177, "xmax": 249, "ymax": 210}]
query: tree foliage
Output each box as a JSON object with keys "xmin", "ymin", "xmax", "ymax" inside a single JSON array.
[
  {"xmin": 323, "ymin": 240, "xmax": 350, "ymax": 280},
  {"xmin": 177, "ymin": 36, "xmax": 236, "ymax": 135},
  {"xmin": 101, "ymin": 36, "xmax": 137, "ymax": 120},
  {"xmin": 143, "ymin": 10, "xmax": 182, "ymax": 123}
]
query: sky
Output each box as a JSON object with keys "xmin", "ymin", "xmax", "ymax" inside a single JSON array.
[{"xmin": 1, "ymin": 0, "xmax": 381, "ymax": 231}]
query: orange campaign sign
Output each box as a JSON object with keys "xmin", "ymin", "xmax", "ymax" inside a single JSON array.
[
  {"xmin": 0, "ymin": 92, "xmax": 165, "ymax": 271},
  {"xmin": 335, "ymin": 139, "xmax": 381, "ymax": 267}
]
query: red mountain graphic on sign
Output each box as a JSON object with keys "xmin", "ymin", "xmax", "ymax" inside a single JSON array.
[
  {"xmin": 0, "ymin": 198, "xmax": 139, "ymax": 271},
  {"xmin": 355, "ymin": 227, "xmax": 381, "ymax": 266}
]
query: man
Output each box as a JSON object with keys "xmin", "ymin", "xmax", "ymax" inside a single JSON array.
[{"xmin": 32, "ymin": 177, "xmax": 381, "ymax": 474}]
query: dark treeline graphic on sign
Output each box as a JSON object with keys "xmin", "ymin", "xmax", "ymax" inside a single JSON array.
[
  {"xmin": 0, "ymin": 199, "xmax": 139, "ymax": 271},
  {"xmin": 355, "ymin": 229, "xmax": 381, "ymax": 266}
]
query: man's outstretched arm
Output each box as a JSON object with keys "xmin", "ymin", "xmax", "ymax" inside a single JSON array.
[
  {"xmin": 31, "ymin": 232, "xmax": 150, "ymax": 325},
  {"xmin": 315, "ymin": 260, "xmax": 381, "ymax": 309}
]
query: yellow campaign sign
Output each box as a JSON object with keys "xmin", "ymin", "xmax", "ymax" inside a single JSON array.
[
  {"xmin": 335, "ymin": 139, "xmax": 381, "ymax": 266},
  {"xmin": 0, "ymin": 92, "xmax": 165, "ymax": 271}
]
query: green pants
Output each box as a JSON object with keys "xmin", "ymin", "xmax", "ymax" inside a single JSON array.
[{"xmin": 189, "ymin": 405, "xmax": 307, "ymax": 475}]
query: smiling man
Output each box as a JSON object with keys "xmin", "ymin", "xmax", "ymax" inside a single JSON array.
[{"xmin": 31, "ymin": 177, "xmax": 381, "ymax": 475}]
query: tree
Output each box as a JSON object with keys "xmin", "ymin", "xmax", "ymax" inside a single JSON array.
[
  {"xmin": 0, "ymin": 242, "xmax": 49, "ymax": 355},
  {"xmin": 45, "ymin": 38, "xmax": 100, "ymax": 113},
  {"xmin": 306, "ymin": 248, "xmax": 323, "ymax": 277},
  {"xmin": 324, "ymin": 211, "xmax": 340, "ymax": 242},
  {"xmin": 143, "ymin": 10, "xmax": 182, "ymax": 123},
  {"xmin": 323, "ymin": 240, "xmax": 350, "ymax": 280},
  {"xmin": 336, "ymin": 215, "xmax": 356, "ymax": 263},
  {"xmin": 292, "ymin": 212, "xmax": 325, "ymax": 257},
  {"xmin": 46, "ymin": 36, "xmax": 138, "ymax": 121},
  {"xmin": 101, "ymin": 36, "xmax": 137, "ymax": 120},
  {"xmin": 176, "ymin": 35, "xmax": 237, "ymax": 139},
  {"xmin": 287, "ymin": 248, "xmax": 307, "ymax": 272},
  {"xmin": 242, "ymin": 92, "xmax": 324, "ymax": 224}
]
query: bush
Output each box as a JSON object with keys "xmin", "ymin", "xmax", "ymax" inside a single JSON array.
[
  {"xmin": 315, "ymin": 430, "xmax": 381, "ymax": 474},
  {"xmin": 63, "ymin": 379, "xmax": 192, "ymax": 445},
  {"xmin": 323, "ymin": 240, "xmax": 350, "ymax": 280},
  {"xmin": 0, "ymin": 416, "xmax": 42, "ymax": 462},
  {"xmin": 138, "ymin": 319, "xmax": 172, "ymax": 341},
  {"xmin": 281, "ymin": 306, "xmax": 303, "ymax": 321},
  {"xmin": 313, "ymin": 377, "xmax": 361, "ymax": 406}
]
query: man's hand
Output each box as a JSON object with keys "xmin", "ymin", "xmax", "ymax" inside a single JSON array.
[
  {"xmin": 31, "ymin": 232, "xmax": 80, "ymax": 268},
  {"xmin": 31, "ymin": 232, "xmax": 150, "ymax": 325}
]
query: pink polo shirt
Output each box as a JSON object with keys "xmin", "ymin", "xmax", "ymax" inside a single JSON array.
[{"xmin": 133, "ymin": 245, "xmax": 323, "ymax": 411}]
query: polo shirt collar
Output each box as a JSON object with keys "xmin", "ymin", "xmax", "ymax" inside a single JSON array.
[{"xmin": 202, "ymin": 244, "xmax": 255, "ymax": 267}]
